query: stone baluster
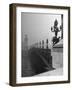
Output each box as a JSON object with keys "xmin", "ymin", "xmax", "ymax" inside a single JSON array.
[
  {"xmin": 46, "ymin": 39, "xmax": 48, "ymax": 49},
  {"xmin": 42, "ymin": 40, "xmax": 44, "ymax": 49},
  {"xmin": 39, "ymin": 41, "xmax": 41, "ymax": 48}
]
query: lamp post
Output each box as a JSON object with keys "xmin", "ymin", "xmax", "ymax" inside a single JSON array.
[
  {"xmin": 51, "ymin": 19, "xmax": 61, "ymax": 37},
  {"xmin": 51, "ymin": 19, "xmax": 62, "ymax": 46}
]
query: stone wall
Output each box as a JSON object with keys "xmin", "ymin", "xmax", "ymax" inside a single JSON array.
[{"xmin": 51, "ymin": 48, "xmax": 63, "ymax": 68}]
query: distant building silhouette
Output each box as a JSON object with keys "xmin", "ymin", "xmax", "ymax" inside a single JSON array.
[{"xmin": 23, "ymin": 34, "xmax": 28, "ymax": 51}]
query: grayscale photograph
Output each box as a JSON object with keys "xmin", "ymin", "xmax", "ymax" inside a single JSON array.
[
  {"xmin": 21, "ymin": 12, "xmax": 63, "ymax": 77},
  {"xmin": 10, "ymin": 4, "xmax": 70, "ymax": 86}
]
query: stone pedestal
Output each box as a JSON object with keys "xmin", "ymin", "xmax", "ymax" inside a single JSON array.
[{"xmin": 52, "ymin": 39, "xmax": 63, "ymax": 68}]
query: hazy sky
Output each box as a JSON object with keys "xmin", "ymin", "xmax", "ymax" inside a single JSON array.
[{"xmin": 21, "ymin": 12, "xmax": 62, "ymax": 48}]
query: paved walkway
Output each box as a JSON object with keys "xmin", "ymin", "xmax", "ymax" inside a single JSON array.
[{"xmin": 34, "ymin": 67, "xmax": 63, "ymax": 76}]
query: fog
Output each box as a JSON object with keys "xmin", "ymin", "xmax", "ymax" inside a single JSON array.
[{"xmin": 21, "ymin": 12, "xmax": 61, "ymax": 48}]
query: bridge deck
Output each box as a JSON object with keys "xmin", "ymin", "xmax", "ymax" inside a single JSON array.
[{"xmin": 22, "ymin": 48, "xmax": 54, "ymax": 77}]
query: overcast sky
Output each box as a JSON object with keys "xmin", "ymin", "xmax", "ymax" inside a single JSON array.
[{"xmin": 21, "ymin": 12, "xmax": 62, "ymax": 48}]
